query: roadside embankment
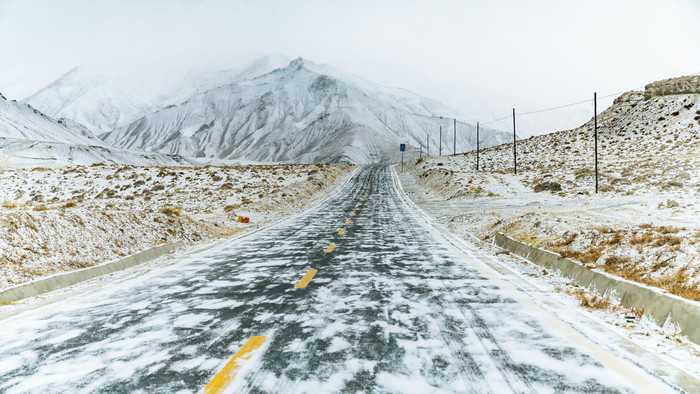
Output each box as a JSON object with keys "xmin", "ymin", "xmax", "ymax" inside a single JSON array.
[
  {"xmin": 495, "ymin": 233, "xmax": 700, "ymax": 345},
  {"xmin": 0, "ymin": 162, "xmax": 354, "ymax": 290}
]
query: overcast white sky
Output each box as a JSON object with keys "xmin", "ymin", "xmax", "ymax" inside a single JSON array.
[{"xmin": 1, "ymin": 0, "xmax": 699, "ymax": 121}]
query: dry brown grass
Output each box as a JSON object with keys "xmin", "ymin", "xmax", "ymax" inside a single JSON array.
[
  {"xmin": 33, "ymin": 205, "xmax": 49, "ymax": 211},
  {"xmin": 598, "ymin": 259, "xmax": 700, "ymax": 301},
  {"xmin": 560, "ymin": 248, "xmax": 602, "ymax": 264},
  {"xmin": 630, "ymin": 232, "xmax": 654, "ymax": 245},
  {"xmin": 652, "ymin": 235, "xmax": 682, "ymax": 247},
  {"xmin": 160, "ymin": 206, "xmax": 181, "ymax": 217},
  {"xmin": 567, "ymin": 289, "xmax": 611, "ymax": 309},
  {"xmin": 2, "ymin": 201, "xmax": 18, "ymax": 209},
  {"xmin": 224, "ymin": 204, "xmax": 240, "ymax": 212}
]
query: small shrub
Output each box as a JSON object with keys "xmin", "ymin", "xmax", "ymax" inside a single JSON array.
[
  {"xmin": 160, "ymin": 206, "xmax": 181, "ymax": 217},
  {"xmin": 568, "ymin": 289, "xmax": 610, "ymax": 309},
  {"xmin": 33, "ymin": 205, "xmax": 48, "ymax": 211},
  {"xmin": 533, "ymin": 181, "xmax": 562, "ymax": 193},
  {"xmin": 63, "ymin": 201, "xmax": 77, "ymax": 208},
  {"xmin": 560, "ymin": 248, "xmax": 602, "ymax": 264},
  {"xmin": 604, "ymin": 255, "xmax": 630, "ymax": 266},
  {"xmin": 630, "ymin": 232, "xmax": 654, "ymax": 245},
  {"xmin": 652, "ymin": 235, "xmax": 682, "ymax": 247},
  {"xmin": 224, "ymin": 204, "xmax": 240, "ymax": 212},
  {"xmin": 664, "ymin": 199, "xmax": 680, "ymax": 208}
]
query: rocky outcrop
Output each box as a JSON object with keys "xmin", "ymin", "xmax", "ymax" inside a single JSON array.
[{"xmin": 644, "ymin": 75, "xmax": 700, "ymax": 99}]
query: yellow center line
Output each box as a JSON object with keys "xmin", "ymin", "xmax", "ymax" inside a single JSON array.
[
  {"xmin": 324, "ymin": 243, "xmax": 336, "ymax": 253},
  {"xmin": 346, "ymin": 219, "xmax": 352, "ymax": 224},
  {"xmin": 203, "ymin": 336, "xmax": 266, "ymax": 394},
  {"xmin": 338, "ymin": 229, "xmax": 346, "ymax": 235},
  {"xmin": 358, "ymin": 203, "xmax": 362, "ymax": 206},
  {"xmin": 355, "ymin": 207, "xmax": 360, "ymax": 211},
  {"xmin": 351, "ymin": 212, "xmax": 356, "ymax": 216},
  {"xmin": 295, "ymin": 269, "xmax": 319, "ymax": 288}
]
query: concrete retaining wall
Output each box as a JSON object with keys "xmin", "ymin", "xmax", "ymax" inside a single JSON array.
[
  {"xmin": 494, "ymin": 233, "xmax": 700, "ymax": 345},
  {"xmin": 0, "ymin": 241, "xmax": 185, "ymax": 303}
]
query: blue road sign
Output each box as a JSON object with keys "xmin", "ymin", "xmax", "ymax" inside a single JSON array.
[{"xmin": 400, "ymin": 144, "xmax": 406, "ymax": 152}]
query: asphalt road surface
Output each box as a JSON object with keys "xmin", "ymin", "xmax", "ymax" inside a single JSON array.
[{"xmin": 0, "ymin": 165, "xmax": 671, "ymax": 393}]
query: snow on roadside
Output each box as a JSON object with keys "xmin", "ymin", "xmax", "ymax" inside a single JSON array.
[
  {"xmin": 397, "ymin": 166, "xmax": 700, "ymax": 383},
  {"xmin": 0, "ymin": 162, "xmax": 353, "ymax": 290},
  {"xmin": 399, "ymin": 88, "xmax": 700, "ymax": 300}
]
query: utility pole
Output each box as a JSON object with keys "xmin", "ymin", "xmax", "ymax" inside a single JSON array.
[
  {"xmin": 594, "ymin": 92, "xmax": 598, "ymax": 193},
  {"xmin": 439, "ymin": 126, "xmax": 442, "ymax": 156},
  {"xmin": 419, "ymin": 145, "xmax": 422, "ymax": 158},
  {"xmin": 427, "ymin": 135, "xmax": 430, "ymax": 156},
  {"xmin": 513, "ymin": 108, "xmax": 517, "ymax": 175},
  {"xmin": 476, "ymin": 121, "xmax": 480, "ymax": 171},
  {"xmin": 453, "ymin": 118, "xmax": 457, "ymax": 155}
]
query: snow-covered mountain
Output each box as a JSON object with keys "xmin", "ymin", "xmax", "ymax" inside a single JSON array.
[
  {"xmin": 0, "ymin": 91, "xmax": 200, "ymax": 167},
  {"xmin": 23, "ymin": 55, "xmax": 294, "ymax": 136},
  {"xmin": 22, "ymin": 65, "xmax": 171, "ymax": 135},
  {"xmin": 102, "ymin": 57, "xmax": 513, "ymax": 164},
  {"xmin": 0, "ymin": 92, "xmax": 103, "ymax": 146}
]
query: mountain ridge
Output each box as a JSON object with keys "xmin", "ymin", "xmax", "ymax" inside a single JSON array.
[{"xmin": 101, "ymin": 57, "xmax": 514, "ymax": 164}]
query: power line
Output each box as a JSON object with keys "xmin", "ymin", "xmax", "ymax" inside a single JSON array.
[
  {"xmin": 480, "ymin": 87, "xmax": 643, "ymax": 125},
  {"xmin": 480, "ymin": 70, "xmax": 700, "ymax": 126}
]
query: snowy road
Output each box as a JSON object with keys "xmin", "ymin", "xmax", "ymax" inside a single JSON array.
[{"xmin": 0, "ymin": 165, "xmax": 673, "ymax": 393}]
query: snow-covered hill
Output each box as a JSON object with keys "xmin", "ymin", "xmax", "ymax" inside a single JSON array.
[
  {"xmin": 0, "ymin": 137, "xmax": 201, "ymax": 168},
  {"xmin": 22, "ymin": 65, "xmax": 171, "ymax": 135},
  {"xmin": 0, "ymin": 92, "xmax": 103, "ymax": 146},
  {"xmin": 103, "ymin": 57, "xmax": 513, "ymax": 164},
  {"xmin": 0, "ymin": 92, "xmax": 203, "ymax": 167}
]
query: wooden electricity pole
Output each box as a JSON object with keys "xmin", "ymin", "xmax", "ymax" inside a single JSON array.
[
  {"xmin": 513, "ymin": 108, "xmax": 517, "ymax": 175},
  {"xmin": 476, "ymin": 122, "xmax": 480, "ymax": 171},
  {"xmin": 594, "ymin": 92, "xmax": 599, "ymax": 193},
  {"xmin": 439, "ymin": 126, "xmax": 442, "ymax": 156}
]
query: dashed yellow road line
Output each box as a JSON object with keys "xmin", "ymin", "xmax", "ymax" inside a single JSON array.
[
  {"xmin": 351, "ymin": 213, "xmax": 356, "ymax": 216},
  {"xmin": 338, "ymin": 229, "xmax": 346, "ymax": 235},
  {"xmin": 358, "ymin": 203, "xmax": 362, "ymax": 206},
  {"xmin": 355, "ymin": 207, "xmax": 360, "ymax": 211},
  {"xmin": 203, "ymin": 336, "xmax": 266, "ymax": 394},
  {"xmin": 324, "ymin": 243, "xmax": 336, "ymax": 253},
  {"xmin": 346, "ymin": 219, "xmax": 352, "ymax": 225},
  {"xmin": 295, "ymin": 269, "xmax": 318, "ymax": 288}
]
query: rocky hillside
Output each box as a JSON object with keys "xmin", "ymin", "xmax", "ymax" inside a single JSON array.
[
  {"xmin": 440, "ymin": 75, "xmax": 700, "ymax": 196},
  {"xmin": 399, "ymin": 75, "xmax": 700, "ymax": 301}
]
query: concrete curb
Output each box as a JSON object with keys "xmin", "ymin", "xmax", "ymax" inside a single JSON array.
[
  {"xmin": 0, "ymin": 241, "xmax": 185, "ymax": 303},
  {"xmin": 494, "ymin": 232, "xmax": 700, "ymax": 345}
]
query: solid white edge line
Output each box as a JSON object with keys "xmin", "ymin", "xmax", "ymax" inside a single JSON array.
[{"xmin": 390, "ymin": 164, "xmax": 675, "ymax": 394}]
